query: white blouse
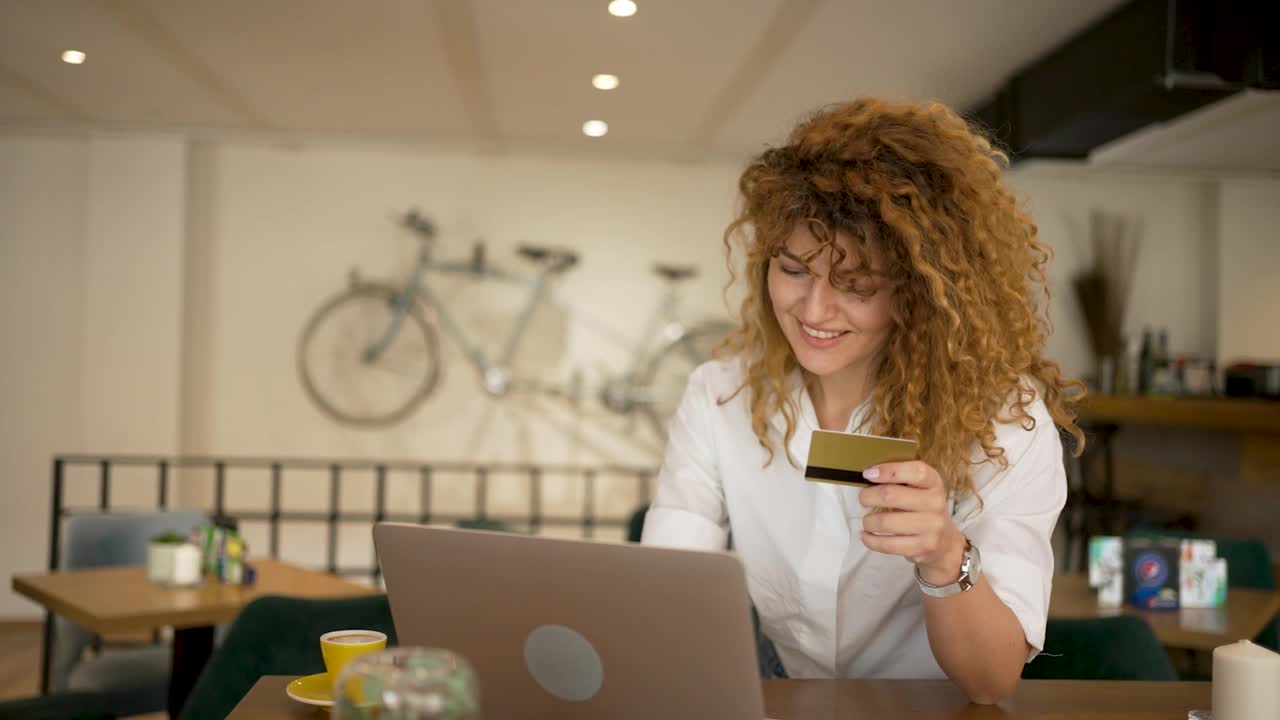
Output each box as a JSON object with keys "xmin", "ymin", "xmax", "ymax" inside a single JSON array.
[{"xmin": 641, "ymin": 358, "xmax": 1066, "ymax": 679}]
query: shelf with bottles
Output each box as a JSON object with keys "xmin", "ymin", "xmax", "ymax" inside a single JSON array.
[
  {"xmin": 1078, "ymin": 393, "xmax": 1280, "ymax": 434},
  {"xmin": 1096, "ymin": 326, "xmax": 1217, "ymax": 398}
]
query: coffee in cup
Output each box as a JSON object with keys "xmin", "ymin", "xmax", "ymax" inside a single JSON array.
[
  {"xmin": 326, "ymin": 632, "xmax": 384, "ymax": 645},
  {"xmin": 320, "ymin": 629, "xmax": 387, "ymax": 683}
]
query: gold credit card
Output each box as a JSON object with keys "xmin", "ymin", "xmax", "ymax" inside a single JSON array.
[{"xmin": 804, "ymin": 430, "xmax": 919, "ymax": 487}]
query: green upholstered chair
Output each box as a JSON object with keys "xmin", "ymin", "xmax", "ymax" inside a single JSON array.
[
  {"xmin": 627, "ymin": 504, "xmax": 649, "ymax": 543},
  {"xmin": 1022, "ymin": 616, "xmax": 1176, "ymax": 681},
  {"xmin": 179, "ymin": 594, "xmax": 396, "ymax": 720},
  {"xmin": 455, "ymin": 519, "xmax": 514, "ymax": 533}
]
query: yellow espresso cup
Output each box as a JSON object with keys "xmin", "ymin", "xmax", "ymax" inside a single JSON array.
[{"xmin": 320, "ymin": 629, "xmax": 387, "ymax": 685}]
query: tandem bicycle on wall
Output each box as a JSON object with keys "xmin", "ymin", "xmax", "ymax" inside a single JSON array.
[{"xmin": 297, "ymin": 209, "xmax": 732, "ymax": 440}]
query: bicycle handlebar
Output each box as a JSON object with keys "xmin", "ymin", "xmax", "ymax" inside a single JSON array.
[{"xmin": 402, "ymin": 210, "xmax": 571, "ymax": 282}]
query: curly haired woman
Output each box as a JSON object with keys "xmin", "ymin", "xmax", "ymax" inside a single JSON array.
[{"xmin": 642, "ymin": 98, "xmax": 1084, "ymax": 704}]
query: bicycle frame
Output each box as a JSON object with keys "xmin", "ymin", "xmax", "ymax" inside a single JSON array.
[
  {"xmin": 619, "ymin": 286, "xmax": 688, "ymax": 377},
  {"xmin": 366, "ymin": 244, "xmax": 560, "ymax": 394},
  {"xmin": 302, "ymin": 210, "xmax": 729, "ymax": 435}
]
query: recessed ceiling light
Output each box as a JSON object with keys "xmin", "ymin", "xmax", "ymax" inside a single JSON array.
[
  {"xmin": 61, "ymin": 50, "xmax": 86, "ymax": 65},
  {"xmin": 582, "ymin": 120, "xmax": 609, "ymax": 138},
  {"xmin": 608, "ymin": 0, "xmax": 637, "ymax": 18},
  {"xmin": 592, "ymin": 74, "xmax": 619, "ymax": 91}
]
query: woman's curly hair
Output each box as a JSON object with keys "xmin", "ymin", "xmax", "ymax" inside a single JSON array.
[{"xmin": 720, "ymin": 98, "xmax": 1085, "ymax": 498}]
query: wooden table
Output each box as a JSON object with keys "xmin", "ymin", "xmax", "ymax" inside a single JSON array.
[
  {"xmin": 12, "ymin": 558, "xmax": 375, "ymax": 719},
  {"xmin": 227, "ymin": 675, "xmax": 1212, "ymax": 719},
  {"xmin": 1050, "ymin": 573, "xmax": 1280, "ymax": 651}
]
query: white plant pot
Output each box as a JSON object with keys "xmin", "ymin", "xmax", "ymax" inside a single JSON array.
[{"xmin": 147, "ymin": 542, "xmax": 203, "ymax": 587}]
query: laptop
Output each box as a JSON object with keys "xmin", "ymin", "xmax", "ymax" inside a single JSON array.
[{"xmin": 374, "ymin": 522, "xmax": 766, "ymax": 719}]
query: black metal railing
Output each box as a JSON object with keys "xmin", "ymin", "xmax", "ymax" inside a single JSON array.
[
  {"xmin": 49, "ymin": 454, "xmax": 655, "ymax": 574},
  {"xmin": 41, "ymin": 454, "xmax": 655, "ymax": 692}
]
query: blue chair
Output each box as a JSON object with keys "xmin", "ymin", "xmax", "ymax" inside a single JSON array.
[{"xmin": 50, "ymin": 510, "xmax": 208, "ymax": 717}]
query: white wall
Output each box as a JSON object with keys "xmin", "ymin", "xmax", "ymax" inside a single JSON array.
[
  {"xmin": 1202, "ymin": 177, "xmax": 1280, "ymax": 557},
  {"xmin": 0, "ymin": 134, "xmax": 186, "ymax": 618},
  {"xmin": 1217, "ymin": 178, "xmax": 1280, "ymax": 364},
  {"xmin": 1008, "ymin": 166, "xmax": 1219, "ymax": 379},
  {"xmin": 181, "ymin": 146, "xmax": 1230, "ymax": 574},
  {"xmin": 183, "ymin": 142, "xmax": 741, "ymax": 468},
  {"xmin": 1, "ymin": 136, "xmax": 87, "ymax": 619},
  {"xmin": 172, "ymin": 142, "xmax": 747, "ymax": 567},
  {"xmin": 1, "ymin": 131, "xmax": 1270, "ymax": 618},
  {"xmin": 81, "ymin": 137, "xmax": 187, "ymax": 454},
  {"xmin": 185, "ymin": 149, "xmax": 1221, "ymax": 475}
]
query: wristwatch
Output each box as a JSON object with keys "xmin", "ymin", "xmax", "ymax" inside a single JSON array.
[{"xmin": 915, "ymin": 536, "xmax": 981, "ymax": 598}]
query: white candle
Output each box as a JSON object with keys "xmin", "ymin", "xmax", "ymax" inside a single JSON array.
[{"xmin": 1213, "ymin": 640, "xmax": 1280, "ymax": 720}]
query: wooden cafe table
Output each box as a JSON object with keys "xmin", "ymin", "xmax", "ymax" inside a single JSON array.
[
  {"xmin": 12, "ymin": 557, "xmax": 376, "ymax": 719},
  {"xmin": 1050, "ymin": 573, "xmax": 1280, "ymax": 651},
  {"xmin": 228, "ymin": 675, "xmax": 1211, "ymax": 719}
]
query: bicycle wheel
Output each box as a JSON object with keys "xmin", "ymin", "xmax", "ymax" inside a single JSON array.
[
  {"xmin": 636, "ymin": 320, "xmax": 734, "ymax": 439},
  {"xmin": 298, "ymin": 284, "xmax": 441, "ymax": 426}
]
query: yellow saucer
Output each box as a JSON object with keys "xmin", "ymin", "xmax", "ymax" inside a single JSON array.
[{"xmin": 286, "ymin": 672, "xmax": 333, "ymax": 707}]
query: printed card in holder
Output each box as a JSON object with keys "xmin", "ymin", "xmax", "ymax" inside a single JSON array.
[
  {"xmin": 805, "ymin": 429, "xmax": 919, "ymax": 488},
  {"xmin": 1180, "ymin": 539, "xmax": 1228, "ymax": 609},
  {"xmin": 1125, "ymin": 537, "xmax": 1181, "ymax": 610},
  {"xmin": 1089, "ymin": 536, "xmax": 1124, "ymax": 608}
]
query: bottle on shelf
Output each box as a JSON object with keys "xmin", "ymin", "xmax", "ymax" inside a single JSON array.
[
  {"xmin": 1150, "ymin": 329, "xmax": 1178, "ymax": 396},
  {"xmin": 1114, "ymin": 334, "xmax": 1132, "ymax": 395},
  {"xmin": 1137, "ymin": 327, "xmax": 1154, "ymax": 395}
]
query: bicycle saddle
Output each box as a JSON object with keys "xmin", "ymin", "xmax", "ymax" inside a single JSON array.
[
  {"xmin": 517, "ymin": 244, "xmax": 579, "ymax": 272},
  {"xmin": 653, "ymin": 264, "xmax": 697, "ymax": 281},
  {"xmin": 403, "ymin": 209, "xmax": 437, "ymax": 239}
]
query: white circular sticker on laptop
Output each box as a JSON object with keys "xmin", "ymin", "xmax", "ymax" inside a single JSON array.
[{"xmin": 523, "ymin": 624, "xmax": 603, "ymax": 701}]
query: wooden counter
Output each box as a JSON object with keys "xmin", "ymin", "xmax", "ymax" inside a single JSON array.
[{"xmin": 1078, "ymin": 394, "xmax": 1280, "ymax": 434}]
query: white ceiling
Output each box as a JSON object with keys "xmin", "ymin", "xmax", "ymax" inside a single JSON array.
[
  {"xmin": 0, "ymin": 0, "xmax": 1149, "ymax": 160},
  {"xmin": 1088, "ymin": 90, "xmax": 1280, "ymax": 175}
]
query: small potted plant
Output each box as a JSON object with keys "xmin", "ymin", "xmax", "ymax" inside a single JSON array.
[{"xmin": 147, "ymin": 530, "xmax": 203, "ymax": 587}]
